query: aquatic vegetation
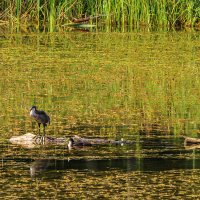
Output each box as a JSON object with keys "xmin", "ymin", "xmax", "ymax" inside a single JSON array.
[
  {"xmin": 0, "ymin": 32, "xmax": 200, "ymax": 137},
  {"xmin": 1, "ymin": 31, "xmax": 200, "ymax": 199},
  {"xmin": 0, "ymin": 0, "xmax": 200, "ymax": 31}
]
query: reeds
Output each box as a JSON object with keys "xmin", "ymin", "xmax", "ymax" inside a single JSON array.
[
  {"xmin": 0, "ymin": 0, "xmax": 199, "ymax": 31},
  {"xmin": 49, "ymin": 0, "xmax": 55, "ymax": 32}
]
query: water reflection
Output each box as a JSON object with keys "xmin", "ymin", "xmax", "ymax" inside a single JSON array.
[
  {"xmin": 30, "ymin": 157, "xmax": 200, "ymax": 177},
  {"xmin": 1, "ymin": 134, "xmax": 200, "ymax": 198}
]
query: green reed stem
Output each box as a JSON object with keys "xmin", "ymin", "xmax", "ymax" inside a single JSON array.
[
  {"xmin": 37, "ymin": 0, "xmax": 40, "ymax": 30},
  {"xmin": 16, "ymin": 0, "xmax": 21, "ymax": 30},
  {"xmin": 49, "ymin": 0, "xmax": 55, "ymax": 32}
]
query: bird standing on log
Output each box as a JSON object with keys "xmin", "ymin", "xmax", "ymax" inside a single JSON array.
[{"xmin": 30, "ymin": 106, "xmax": 50, "ymax": 133}]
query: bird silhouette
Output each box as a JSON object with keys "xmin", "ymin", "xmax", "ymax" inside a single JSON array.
[{"xmin": 30, "ymin": 106, "xmax": 50, "ymax": 133}]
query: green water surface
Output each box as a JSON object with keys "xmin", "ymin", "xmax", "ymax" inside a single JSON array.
[{"xmin": 0, "ymin": 31, "xmax": 200, "ymax": 199}]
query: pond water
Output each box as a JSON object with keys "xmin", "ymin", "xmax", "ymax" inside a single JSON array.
[{"xmin": 1, "ymin": 31, "xmax": 200, "ymax": 199}]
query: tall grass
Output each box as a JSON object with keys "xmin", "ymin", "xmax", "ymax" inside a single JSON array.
[{"xmin": 0, "ymin": 0, "xmax": 200, "ymax": 31}]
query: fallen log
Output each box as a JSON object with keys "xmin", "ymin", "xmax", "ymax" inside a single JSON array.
[
  {"xmin": 184, "ymin": 136, "xmax": 200, "ymax": 146},
  {"xmin": 184, "ymin": 144, "xmax": 200, "ymax": 150},
  {"xmin": 71, "ymin": 16, "xmax": 92, "ymax": 23},
  {"xmin": 70, "ymin": 14, "xmax": 107, "ymax": 23},
  {"xmin": 9, "ymin": 133, "xmax": 67, "ymax": 148},
  {"xmin": 67, "ymin": 135, "xmax": 132, "ymax": 149},
  {"xmin": 9, "ymin": 133, "xmax": 133, "ymax": 149}
]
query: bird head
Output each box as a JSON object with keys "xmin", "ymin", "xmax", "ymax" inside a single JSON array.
[
  {"xmin": 30, "ymin": 106, "xmax": 37, "ymax": 111},
  {"xmin": 68, "ymin": 138, "xmax": 74, "ymax": 149}
]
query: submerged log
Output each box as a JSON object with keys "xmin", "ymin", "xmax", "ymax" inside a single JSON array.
[
  {"xmin": 67, "ymin": 135, "xmax": 132, "ymax": 149},
  {"xmin": 9, "ymin": 133, "xmax": 133, "ymax": 149}
]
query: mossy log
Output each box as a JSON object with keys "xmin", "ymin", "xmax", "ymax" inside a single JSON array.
[{"xmin": 9, "ymin": 133, "xmax": 132, "ymax": 149}]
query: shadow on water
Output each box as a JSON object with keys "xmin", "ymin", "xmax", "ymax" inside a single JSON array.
[
  {"xmin": 4, "ymin": 134, "xmax": 200, "ymax": 178},
  {"xmin": 30, "ymin": 157, "xmax": 200, "ymax": 177}
]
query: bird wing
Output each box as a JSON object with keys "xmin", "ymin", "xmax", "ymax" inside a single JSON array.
[{"xmin": 36, "ymin": 110, "xmax": 50, "ymax": 124}]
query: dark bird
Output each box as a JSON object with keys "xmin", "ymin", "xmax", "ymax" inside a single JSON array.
[{"xmin": 30, "ymin": 106, "xmax": 50, "ymax": 132}]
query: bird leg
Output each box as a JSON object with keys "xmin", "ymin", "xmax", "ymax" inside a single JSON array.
[
  {"xmin": 38, "ymin": 123, "xmax": 41, "ymax": 134},
  {"xmin": 43, "ymin": 124, "xmax": 46, "ymax": 135}
]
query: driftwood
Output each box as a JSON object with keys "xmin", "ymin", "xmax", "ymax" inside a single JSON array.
[
  {"xmin": 9, "ymin": 133, "xmax": 66, "ymax": 148},
  {"xmin": 184, "ymin": 144, "xmax": 200, "ymax": 150},
  {"xmin": 71, "ymin": 15, "xmax": 106, "ymax": 23},
  {"xmin": 184, "ymin": 136, "xmax": 200, "ymax": 145},
  {"xmin": 9, "ymin": 133, "xmax": 132, "ymax": 149},
  {"xmin": 71, "ymin": 16, "xmax": 93, "ymax": 23},
  {"xmin": 184, "ymin": 136, "xmax": 200, "ymax": 149}
]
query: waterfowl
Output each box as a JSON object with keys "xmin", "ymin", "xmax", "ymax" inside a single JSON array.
[
  {"xmin": 68, "ymin": 138, "xmax": 75, "ymax": 149},
  {"xmin": 67, "ymin": 137, "xmax": 93, "ymax": 150},
  {"xmin": 30, "ymin": 106, "xmax": 50, "ymax": 132}
]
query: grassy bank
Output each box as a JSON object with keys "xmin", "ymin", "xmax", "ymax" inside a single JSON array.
[{"xmin": 0, "ymin": 0, "xmax": 200, "ymax": 31}]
